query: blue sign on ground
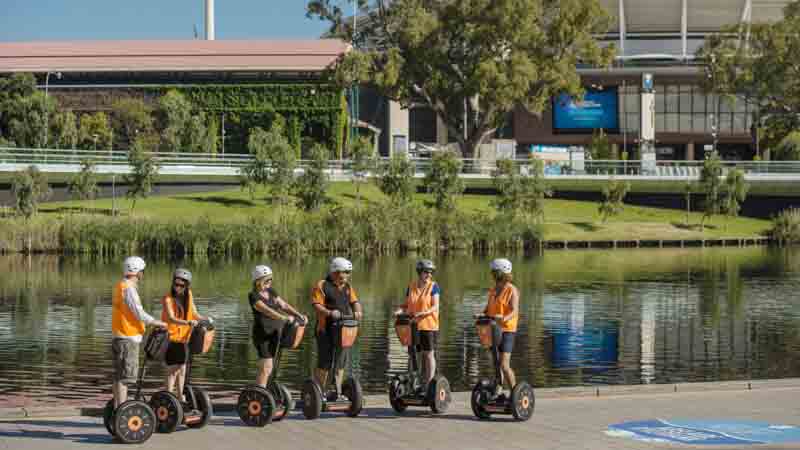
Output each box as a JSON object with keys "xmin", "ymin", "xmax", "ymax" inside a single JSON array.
[{"xmin": 608, "ymin": 419, "xmax": 800, "ymax": 445}]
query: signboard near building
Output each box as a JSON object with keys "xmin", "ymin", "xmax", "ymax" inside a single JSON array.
[{"xmin": 552, "ymin": 89, "xmax": 619, "ymax": 133}]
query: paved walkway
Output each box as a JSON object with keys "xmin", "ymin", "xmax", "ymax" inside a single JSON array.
[{"xmin": 1, "ymin": 381, "xmax": 799, "ymax": 449}]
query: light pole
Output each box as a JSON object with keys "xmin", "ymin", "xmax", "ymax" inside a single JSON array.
[
  {"xmin": 43, "ymin": 71, "xmax": 61, "ymax": 148},
  {"xmin": 92, "ymin": 133, "xmax": 99, "ymax": 151},
  {"xmin": 709, "ymin": 113, "xmax": 718, "ymax": 156}
]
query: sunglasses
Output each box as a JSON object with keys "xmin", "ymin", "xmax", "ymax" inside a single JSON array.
[
  {"xmin": 338, "ymin": 271, "xmax": 352, "ymax": 275},
  {"xmin": 174, "ymin": 281, "xmax": 186, "ymax": 288}
]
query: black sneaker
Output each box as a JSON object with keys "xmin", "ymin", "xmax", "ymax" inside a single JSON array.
[
  {"xmin": 495, "ymin": 393, "xmax": 508, "ymax": 404},
  {"xmin": 325, "ymin": 391, "xmax": 338, "ymax": 402}
]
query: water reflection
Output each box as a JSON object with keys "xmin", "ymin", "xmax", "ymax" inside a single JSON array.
[{"xmin": 1, "ymin": 248, "xmax": 800, "ymax": 406}]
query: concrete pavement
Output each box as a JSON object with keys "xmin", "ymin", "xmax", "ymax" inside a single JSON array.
[{"xmin": 2, "ymin": 380, "xmax": 800, "ymax": 449}]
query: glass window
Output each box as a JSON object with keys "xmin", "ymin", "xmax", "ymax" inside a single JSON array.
[
  {"xmin": 692, "ymin": 91, "xmax": 707, "ymax": 114},
  {"xmin": 719, "ymin": 98, "xmax": 735, "ymax": 114},
  {"xmin": 665, "ymin": 113, "xmax": 679, "ymax": 132},
  {"xmin": 733, "ymin": 113, "xmax": 747, "ymax": 132},
  {"xmin": 624, "ymin": 91, "xmax": 639, "ymax": 114},
  {"xmin": 655, "ymin": 113, "xmax": 666, "ymax": 132},
  {"xmin": 735, "ymin": 97, "xmax": 748, "ymax": 114},
  {"xmin": 666, "ymin": 86, "xmax": 679, "ymax": 113},
  {"xmin": 718, "ymin": 113, "xmax": 733, "ymax": 134},
  {"xmin": 693, "ymin": 114, "xmax": 706, "ymax": 133},
  {"xmin": 626, "ymin": 113, "xmax": 639, "ymax": 131},
  {"xmin": 655, "ymin": 85, "xmax": 666, "ymax": 113},
  {"xmin": 679, "ymin": 113, "xmax": 692, "ymax": 132},
  {"xmin": 680, "ymin": 90, "xmax": 692, "ymax": 114}
]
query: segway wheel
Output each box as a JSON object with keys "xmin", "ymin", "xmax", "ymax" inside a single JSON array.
[
  {"xmin": 185, "ymin": 386, "xmax": 213, "ymax": 429},
  {"xmin": 388, "ymin": 379, "xmax": 407, "ymax": 414},
  {"xmin": 113, "ymin": 400, "xmax": 156, "ymax": 444},
  {"xmin": 428, "ymin": 375, "xmax": 452, "ymax": 414},
  {"xmin": 342, "ymin": 377, "xmax": 363, "ymax": 417},
  {"xmin": 103, "ymin": 399, "xmax": 116, "ymax": 436},
  {"xmin": 470, "ymin": 382, "xmax": 491, "ymax": 420},
  {"xmin": 237, "ymin": 386, "xmax": 275, "ymax": 427},
  {"xmin": 301, "ymin": 380, "xmax": 322, "ymax": 420},
  {"xmin": 510, "ymin": 382, "xmax": 535, "ymax": 421},
  {"xmin": 149, "ymin": 391, "xmax": 183, "ymax": 433},
  {"xmin": 270, "ymin": 383, "xmax": 294, "ymax": 422}
]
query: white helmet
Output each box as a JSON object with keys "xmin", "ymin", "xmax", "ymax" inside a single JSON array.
[
  {"xmin": 490, "ymin": 258, "xmax": 512, "ymax": 274},
  {"xmin": 123, "ymin": 256, "xmax": 146, "ymax": 275},
  {"xmin": 329, "ymin": 257, "xmax": 353, "ymax": 274},
  {"xmin": 252, "ymin": 265, "xmax": 273, "ymax": 282},
  {"xmin": 173, "ymin": 268, "xmax": 192, "ymax": 284}
]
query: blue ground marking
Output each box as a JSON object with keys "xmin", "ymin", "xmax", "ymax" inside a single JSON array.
[
  {"xmin": 608, "ymin": 420, "xmax": 763, "ymax": 445},
  {"xmin": 666, "ymin": 420, "xmax": 800, "ymax": 445}
]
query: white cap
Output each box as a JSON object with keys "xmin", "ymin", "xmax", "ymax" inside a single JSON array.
[
  {"xmin": 490, "ymin": 258, "xmax": 512, "ymax": 274},
  {"xmin": 173, "ymin": 268, "xmax": 192, "ymax": 283},
  {"xmin": 329, "ymin": 257, "xmax": 353, "ymax": 273},
  {"xmin": 123, "ymin": 256, "xmax": 146, "ymax": 275},
  {"xmin": 252, "ymin": 265, "xmax": 273, "ymax": 282}
]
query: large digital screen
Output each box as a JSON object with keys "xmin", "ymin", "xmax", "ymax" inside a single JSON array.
[{"xmin": 552, "ymin": 89, "xmax": 619, "ymax": 133}]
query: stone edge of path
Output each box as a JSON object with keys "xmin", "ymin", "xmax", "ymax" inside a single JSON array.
[{"xmin": 2, "ymin": 378, "xmax": 798, "ymax": 420}]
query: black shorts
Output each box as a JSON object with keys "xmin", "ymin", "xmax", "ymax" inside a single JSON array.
[
  {"xmin": 417, "ymin": 331, "xmax": 438, "ymax": 352},
  {"xmin": 254, "ymin": 333, "xmax": 280, "ymax": 360},
  {"xmin": 499, "ymin": 332, "xmax": 515, "ymax": 354},
  {"xmin": 316, "ymin": 330, "xmax": 349, "ymax": 371},
  {"xmin": 165, "ymin": 341, "xmax": 188, "ymax": 366}
]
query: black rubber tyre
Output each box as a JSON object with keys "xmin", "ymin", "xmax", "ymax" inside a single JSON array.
[
  {"xmin": 302, "ymin": 380, "xmax": 323, "ymax": 420},
  {"xmin": 237, "ymin": 386, "xmax": 275, "ymax": 427},
  {"xmin": 270, "ymin": 383, "xmax": 294, "ymax": 422},
  {"xmin": 429, "ymin": 375, "xmax": 452, "ymax": 414},
  {"xmin": 149, "ymin": 391, "xmax": 183, "ymax": 433},
  {"xmin": 113, "ymin": 400, "xmax": 156, "ymax": 444},
  {"xmin": 388, "ymin": 379, "xmax": 407, "ymax": 414},
  {"xmin": 185, "ymin": 386, "xmax": 213, "ymax": 429},
  {"xmin": 470, "ymin": 382, "xmax": 492, "ymax": 420},
  {"xmin": 103, "ymin": 399, "xmax": 116, "ymax": 436},
  {"xmin": 510, "ymin": 382, "xmax": 535, "ymax": 421},
  {"xmin": 342, "ymin": 377, "xmax": 363, "ymax": 417}
]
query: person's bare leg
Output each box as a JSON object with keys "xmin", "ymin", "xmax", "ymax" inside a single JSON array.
[
  {"xmin": 334, "ymin": 369, "xmax": 344, "ymax": 394},
  {"xmin": 256, "ymin": 358, "xmax": 273, "ymax": 388},
  {"xmin": 113, "ymin": 381, "xmax": 128, "ymax": 408},
  {"xmin": 314, "ymin": 368, "xmax": 329, "ymax": 391},
  {"xmin": 166, "ymin": 365, "xmax": 180, "ymax": 395},
  {"xmin": 500, "ymin": 352, "xmax": 516, "ymax": 391},
  {"xmin": 176, "ymin": 365, "xmax": 187, "ymax": 401},
  {"xmin": 422, "ymin": 351, "xmax": 436, "ymax": 384}
]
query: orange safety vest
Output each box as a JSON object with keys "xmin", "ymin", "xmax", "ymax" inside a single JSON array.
[
  {"xmin": 486, "ymin": 283, "xmax": 518, "ymax": 332},
  {"xmin": 112, "ymin": 279, "xmax": 146, "ymax": 337},
  {"xmin": 404, "ymin": 280, "xmax": 439, "ymax": 331},
  {"xmin": 161, "ymin": 291, "xmax": 196, "ymax": 343}
]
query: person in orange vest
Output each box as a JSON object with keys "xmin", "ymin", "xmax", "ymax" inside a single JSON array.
[
  {"xmin": 311, "ymin": 257, "xmax": 363, "ymax": 400},
  {"xmin": 478, "ymin": 258, "xmax": 520, "ymax": 400},
  {"xmin": 249, "ymin": 265, "xmax": 307, "ymax": 388},
  {"xmin": 161, "ymin": 268, "xmax": 208, "ymax": 401},
  {"xmin": 112, "ymin": 256, "xmax": 167, "ymax": 408},
  {"xmin": 394, "ymin": 259, "xmax": 440, "ymax": 390}
]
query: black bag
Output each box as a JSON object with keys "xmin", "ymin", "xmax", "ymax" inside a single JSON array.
[
  {"xmin": 144, "ymin": 328, "xmax": 170, "ymax": 360},
  {"xmin": 189, "ymin": 321, "xmax": 216, "ymax": 355}
]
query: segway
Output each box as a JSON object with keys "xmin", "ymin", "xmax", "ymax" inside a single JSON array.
[
  {"xmin": 237, "ymin": 316, "xmax": 307, "ymax": 426},
  {"xmin": 149, "ymin": 319, "xmax": 216, "ymax": 433},
  {"xmin": 301, "ymin": 316, "xmax": 363, "ymax": 419},
  {"xmin": 470, "ymin": 315, "xmax": 535, "ymax": 421},
  {"xmin": 103, "ymin": 329, "xmax": 167, "ymax": 444},
  {"xmin": 388, "ymin": 313, "xmax": 451, "ymax": 414}
]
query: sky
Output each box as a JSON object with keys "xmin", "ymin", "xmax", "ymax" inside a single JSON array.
[{"xmin": 0, "ymin": 0, "xmax": 331, "ymax": 41}]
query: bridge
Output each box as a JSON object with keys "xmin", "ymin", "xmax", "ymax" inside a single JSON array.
[{"xmin": 2, "ymin": 147, "xmax": 800, "ymax": 182}]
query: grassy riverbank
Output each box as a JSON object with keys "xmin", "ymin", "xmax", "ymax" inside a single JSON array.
[{"xmin": 0, "ymin": 183, "xmax": 771, "ymax": 255}]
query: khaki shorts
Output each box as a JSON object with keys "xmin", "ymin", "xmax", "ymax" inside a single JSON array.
[{"xmin": 112, "ymin": 338, "xmax": 140, "ymax": 384}]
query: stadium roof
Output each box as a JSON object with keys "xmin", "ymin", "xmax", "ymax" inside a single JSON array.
[
  {"xmin": 0, "ymin": 40, "xmax": 350, "ymax": 73},
  {"xmin": 598, "ymin": 0, "xmax": 791, "ymax": 34}
]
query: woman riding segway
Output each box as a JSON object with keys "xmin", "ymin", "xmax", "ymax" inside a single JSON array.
[
  {"xmin": 389, "ymin": 259, "xmax": 451, "ymax": 414},
  {"xmin": 471, "ymin": 258, "xmax": 535, "ymax": 421},
  {"xmin": 238, "ymin": 265, "xmax": 308, "ymax": 427},
  {"xmin": 150, "ymin": 268, "xmax": 214, "ymax": 433},
  {"xmin": 302, "ymin": 257, "xmax": 364, "ymax": 419}
]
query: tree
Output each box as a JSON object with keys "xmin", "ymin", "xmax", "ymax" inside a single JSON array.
[
  {"xmin": 68, "ymin": 159, "xmax": 100, "ymax": 203},
  {"xmin": 350, "ymin": 135, "xmax": 375, "ymax": 205},
  {"xmin": 309, "ymin": 0, "xmax": 615, "ymax": 158},
  {"xmin": 240, "ymin": 120, "xmax": 296, "ymax": 204},
  {"xmin": 772, "ymin": 131, "xmax": 800, "ymax": 161},
  {"xmin": 521, "ymin": 159, "xmax": 553, "ymax": 223},
  {"xmin": 699, "ymin": 152, "xmax": 724, "ymax": 228},
  {"xmin": 294, "ymin": 143, "xmax": 330, "ymax": 211},
  {"xmin": 423, "ymin": 150, "xmax": 465, "ymax": 211},
  {"xmin": 598, "ymin": 177, "xmax": 630, "ymax": 223},
  {"xmin": 375, "ymin": 152, "xmax": 415, "ymax": 205},
  {"xmin": 6, "ymin": 92, "xmax": 56, "ymax": 148},
  {"xmin": 51, "ymin": 110, "xmax": 79, "ymax": 150},
  {"xmin": 699, "ymin": 1, "xmax": 800, "ymax": 148},
  {"xmin": 588, "ymin": 128, "xmax": 613, "ymax": 160},
  {"xmin": 492, "ymin": 158, "xmax": 552, "ymax": 221},
  {"xmin": 124, "ymin": 134, "xmax": 161, "ymax": 214},
  {"xmin": 0, "ymin": 73, "xmax": 37, "ymax": 138},
  {"xmin": 11, "ymin": 165, "xmax": 51, "ymax": 219},
  {"xmin": 159, "ymin": 90, "xmax": 213, "ymax": 153},
  {"xmin": 78, "ymin": 112, "xmax": 113, "ymax": 150},
  {"xmin": 111, "ymin": 97, "xmax": 154, "ymax": 150},
  {"xmin": 724, "ymin": 168, "xmax": 749, "ymax": 226},
  {"xmin": 683, "ymin": 180, "xmax": 693, "ymax": 226}
]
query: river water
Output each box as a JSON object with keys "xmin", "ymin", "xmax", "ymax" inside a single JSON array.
[{"xmin": 1, "ymin": 247, "xmax": 799, "ymax": 406}]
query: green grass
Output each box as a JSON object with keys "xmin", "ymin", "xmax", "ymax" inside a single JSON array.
[{"xmin": 35, "ymin": 181, "xmax": 771, "ymax": 241}]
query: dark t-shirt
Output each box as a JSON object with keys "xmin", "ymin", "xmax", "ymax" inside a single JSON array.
[{"xmin": 249, "ymin": 288, "xmax": 283, "ymax": 340}]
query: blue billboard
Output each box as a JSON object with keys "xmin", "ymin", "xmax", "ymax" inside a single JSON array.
[{"xmin": 552, "ymin": 89, "xmax": 619, "ymax": 133}]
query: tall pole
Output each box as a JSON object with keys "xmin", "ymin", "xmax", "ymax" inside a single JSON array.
[
  {"xmin": 43, "ymin": 71, "xmax": 61, "ymax": 148},
  {"xmin": 205, "ymin": 0, "xmax": 215, "ymax": 40}
]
